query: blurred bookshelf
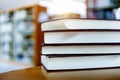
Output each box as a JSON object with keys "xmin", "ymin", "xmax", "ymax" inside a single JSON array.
[
  {"xmin": 87, "ymin": 0, "xmax": 120, "ymax": 20},
  {"xmin": 0, "ymin": 4, "xmax": 46, "ymax": 66}
]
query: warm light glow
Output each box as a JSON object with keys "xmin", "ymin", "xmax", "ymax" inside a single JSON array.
[{"xmin": 39, "ymin": 0, "xmax": 87, "ymax": 18}]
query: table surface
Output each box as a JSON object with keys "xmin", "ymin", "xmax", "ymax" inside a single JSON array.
[{"xmin": 0, "ymin": 66, "xmax": 120, "ymax": 80}]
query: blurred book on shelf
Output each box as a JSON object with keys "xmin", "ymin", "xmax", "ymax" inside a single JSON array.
[
  {"xmin": 88, "ymin": 0, "xmax": 120, "ymax": 20},
  {"xmin": 114, "ymin": 7, "xmax": 120, "ymax": 20}
]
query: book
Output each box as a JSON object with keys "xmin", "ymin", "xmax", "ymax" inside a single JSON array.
[
  {"xmin": 41, "ymin": 66, "xmax": 120, "ymax": 80},
  {"xmin": 42, "ymin": 44, "xmax": 120, "ymax": 55},
  {"xmin": 44, "ymin": 30, "xmax": 120, "ymax": 44},
  {"xmin": 49, "ymin": 13, "xmax": 80, "ymax": 20},
  {"xmin": 41, "ymin": 19, "xmax": 120, "ymax": 31},
  {"xmin": 41, "ymin": 55, "xmax": 120, "ymax": 70}
]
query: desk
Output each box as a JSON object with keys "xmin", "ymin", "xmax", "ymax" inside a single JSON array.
[{"xmin": 0, "ymin": 66, "xmax": 120, "ymax": 80}]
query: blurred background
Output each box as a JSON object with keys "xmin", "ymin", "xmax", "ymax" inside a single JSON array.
[{"xmin": 0, "ymin": 0, "xmax": 120, "ymax": 73}]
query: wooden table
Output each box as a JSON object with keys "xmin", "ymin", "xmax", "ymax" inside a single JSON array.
[{"xmin": 0, "ymin": 66, "xmax": 120, "ymax": 80}]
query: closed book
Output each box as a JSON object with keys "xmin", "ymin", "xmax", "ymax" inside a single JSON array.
[
  {"xmin": 41, "ymin": 55, "xmax": 120, "ymax": 70},
  {"xmin": 41, "ymin": 66, "xmax": 120, "ymax": 80},
  {"xmin": 41, "ymin": 19, "xmax": 120, "ymax": 31},
  {"xmin": 42, "ymin": 44, "xmax": 120, "ymax": 55},
  {"xmin": 44, "ymin": 30, "xmax": 120, "ymax": 44}
]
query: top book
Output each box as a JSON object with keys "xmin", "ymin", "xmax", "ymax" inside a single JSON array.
[{"xmin": 41, "ymin": 19, "xmax": 120, "ymax": 31}]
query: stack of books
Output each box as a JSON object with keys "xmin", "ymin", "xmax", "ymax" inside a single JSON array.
[{"xmin": 41, "ymin": 18, "xmax": 120, "ymax": 71}]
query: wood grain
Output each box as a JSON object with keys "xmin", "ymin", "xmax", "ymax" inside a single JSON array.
[{"xmin": 0, "ymin": 67, "xmax": 45, "ymax": 80}]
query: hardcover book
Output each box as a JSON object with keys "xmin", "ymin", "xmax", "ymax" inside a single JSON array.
[
  {"xmin": 41, "ymin": 54, "xmax": 120, "ymax": 70},
  {"xmin": 42, "ymin": 44, "xmax": 120, "ymax": 55},
  {"xmin": 44, "ymin": 31, "xmax": 120, "ymax": 44},
  {"xmin": 42, "ymin": 19, "xmax": 120, "ymax": 31},
  {"xmin": 41, "ymin": 66, "xmax": 120, "ymax": 80}
]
